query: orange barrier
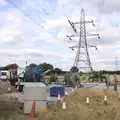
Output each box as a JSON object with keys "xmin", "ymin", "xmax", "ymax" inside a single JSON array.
[{"xmin": 29, "ymin": 101, "xmax": 36, "ymax": 120}]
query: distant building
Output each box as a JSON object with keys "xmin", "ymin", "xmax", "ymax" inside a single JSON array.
[
  {"xmin": 6, "ymin": 64, "xmax": 18, "ymax": 80},
  {"xmin": 0, "ymin": 64, "xmax": 19, "ymax": 85}
]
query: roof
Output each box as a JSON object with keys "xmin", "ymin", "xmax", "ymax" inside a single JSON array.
[
  {"xmin": 0, "ymin": 67, "xmax": 8, "ymax": 70},
  {"xmin": 0, "ymin": 64, "xmax": 19, "ymax": 70},
  {"xmin": 6, "ymin": 64, "xmax": 18, "ymax": 69},
  {"xmin": 48, "ymin": 84, "xmax": 64, "ymax": 88},
  {"xmin": 20, "ymin": 82, "xmax": 46, "ymax": 87}
]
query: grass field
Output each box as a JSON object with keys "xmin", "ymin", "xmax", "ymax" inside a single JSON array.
[{"xmin": 38, "ymin": 89, "xmax": 120, "ymax": 120}]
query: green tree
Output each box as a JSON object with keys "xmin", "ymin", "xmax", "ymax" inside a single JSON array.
[
  {"xmin": 29, "ymin": 63, "xmax": 37, "ymax": 68},
  {"xmin": 49, "ymin": 73, "xmax": 57, "ymax": 83},
  {"xmin": 70, "ymin": 66, "xmax": 79, "ymax": 72},
  {"xmin": 88, "ymin": 71, "xmax": 107, "ymax": 82},
  {"xmin": 64, "ymin": 73, "xmax": 72, "ymax": 86},
  {"xmin": 54, "ymin": 68, "xmax": 62, "ymax": 74},
  {"xmin": 39, "ymin": 63, "xmax": 53, "ymax": 72}
]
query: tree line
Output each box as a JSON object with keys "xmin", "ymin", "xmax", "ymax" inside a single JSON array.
[
  {"xmin": 4, "ymin": 63, "xmax": 120, "ymax": 75},
  {"xmin": 3, "ymin": 63, "xmax": 120, "ymax": 83},
  {"xmin": 27, "ymin": 62, "xmax": 65, "ymax": 75}
]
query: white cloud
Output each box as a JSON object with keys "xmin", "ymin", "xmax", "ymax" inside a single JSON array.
[
  {"xmin": 45, "ymin": 17, "xmax": 68, "ymax": 29},
  {"xmin": 0, "ymin": 0, "xmax": 7, "ymax": 5},
  {"xmin": 60, "ymin": 0, "xmax": 120, "ymax": 12},
  {"xmin": 0, "ymin": 0, "xmax": 120, "ymax": 71},
  {"xmin": 0, "ymin": 11, "xmax": 23, "ymax": 44}
]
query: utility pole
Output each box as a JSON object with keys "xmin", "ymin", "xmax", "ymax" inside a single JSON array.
[
  {"xmin": 26, "ymin": 60, "xmax": 28, "ymax": 66},
  {"xmin": 114, "ymin": 56, "xmax": 118, "ymax": 91},
  {"xmin": 66, "ymin": 8, "xmax": 100, "ymax": 72},
  {"xmin": 115, "ymin": 56, "xmax": 118, "ymax": 71}
]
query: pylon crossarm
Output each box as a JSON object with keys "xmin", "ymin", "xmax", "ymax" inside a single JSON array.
[
  {"xmin": 73, "ymin": 20, "xmax": 94, "ymax": 25},
  {"xmin": 68, "ymin": 19, "xmax": 77, "ymax": 33},
  {"xmin": 66, "ymin": 36, "xmax": 77, "ymax": 42},
  {"xmin": 67, "ymin": 34, "xmax": 100, "ymax": 39},
  {"xmin": 87, "ymin": 44, "xmax": 97, "ymax": 49},
  {"xmin": 66, "ymin": 35, "xmax": 76, "ymax": 38},
  {"xmin": 69, "ymin": 45, "xmax": 78, "ymax": 49},
  {"xmin": 87, "ymin": 33, "xmax": 99, "ymax": 37}
]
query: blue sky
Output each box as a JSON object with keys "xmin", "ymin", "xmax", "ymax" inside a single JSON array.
[{"xmin": 0, "ymin": 0, "xmax": 120, "ymax": 71}]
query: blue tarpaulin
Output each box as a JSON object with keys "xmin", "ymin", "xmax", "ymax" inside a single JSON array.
[
  {"xmin": 49, "ymin": 84, "xmax": 65, "ymax": 97},
  {"xmin": 24, "ymin": 65, "xmax": 44, "ymax": 82}
]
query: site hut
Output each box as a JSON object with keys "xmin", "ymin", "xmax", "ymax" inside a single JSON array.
[
  {"xmin": 47, "ymin": 84, "xmax": 65, "ymax": 107},
  {"xmin": 23, "ymin": 82, "xmax": 48, "ymax": 114}
]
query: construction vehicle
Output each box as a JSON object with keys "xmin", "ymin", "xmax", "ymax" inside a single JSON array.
[{"xmin": 0, "ymin": 70, "xmax": 9, "ymax": 81}]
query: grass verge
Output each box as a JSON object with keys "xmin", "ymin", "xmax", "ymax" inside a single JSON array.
[{"xmin": 38, "ymin": 89, "xmax": 120, "ymax": 120}]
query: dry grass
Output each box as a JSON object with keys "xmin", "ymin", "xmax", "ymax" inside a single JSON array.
[
  {"xmin": 0, "ymin": 81, "xmax": 25, "ymax": 120},
  {"xmin": 38, "ymin": 89, "xmax": 120, "ymax": 120},
  {"xmin": 0, "ymin": 81, "xmax": 17, "ymax": 95},
  {"xmin": 0, "ymin": 96, "xmax": 25, "ymax": 120},
  {"xmin": 0, "ymin": 81, "xmax": 11, "ymax": 94}
]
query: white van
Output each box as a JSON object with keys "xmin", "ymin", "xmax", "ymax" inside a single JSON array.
[{"xmin": 0, "ymin": 70, "xmax": 9, "ymax": 81}]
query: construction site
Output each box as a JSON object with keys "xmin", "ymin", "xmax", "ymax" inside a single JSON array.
[{"xmin": 0, "ymin": 0, "xmax": 120, "ymax": 120}]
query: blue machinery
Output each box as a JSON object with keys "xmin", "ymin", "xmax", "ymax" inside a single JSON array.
[{"xmin": 24, "ymin": 65, "xmax": 44, "ymax": 82}]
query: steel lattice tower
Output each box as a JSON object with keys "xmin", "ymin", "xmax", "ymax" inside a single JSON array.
[{"xmin": 66, "ymin": 8, "xmax": 100, "ymax": 72}]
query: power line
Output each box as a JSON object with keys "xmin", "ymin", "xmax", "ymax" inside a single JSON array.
[
  {"xmin": 61, "ymin": 1, "xmax": 70, "ymax": 21},
  {"xmin": 7, "ymin": 0, "xmax": 56, "ymax": 36},
  {"xmin": 7, "ymin": 0, "xmax": 44, "ymax": 28},
  {"xmin": 33, "ymin": 0, "xmax": 49, "ymax": 16}
]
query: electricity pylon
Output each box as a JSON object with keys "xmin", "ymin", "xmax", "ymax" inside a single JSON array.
[{"xmin": 66, "ymin": 8, "xmax": 100, "ymax": 72}]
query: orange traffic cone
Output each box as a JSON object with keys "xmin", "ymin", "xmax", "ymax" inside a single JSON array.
[{"xmin": 29, "ymin": 101, "xmax": 36, "ymax": 119}]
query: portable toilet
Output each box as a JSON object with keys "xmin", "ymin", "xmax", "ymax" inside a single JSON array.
[{"xmin": 49, "ymin": 84, "xmax": 65, "ymax": 97}]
